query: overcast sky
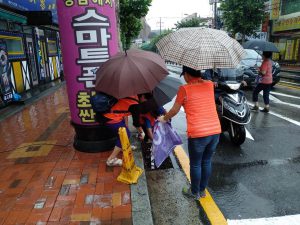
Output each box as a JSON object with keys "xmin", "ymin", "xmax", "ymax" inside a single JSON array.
[{"xmin": 146, "ymin": 0, "xmax": 213, "ymax": 31}]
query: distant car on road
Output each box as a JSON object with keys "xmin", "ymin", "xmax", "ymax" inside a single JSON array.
[{"xmin": 239, "ymin": 49, "xmax": 281, "ymax": 87}]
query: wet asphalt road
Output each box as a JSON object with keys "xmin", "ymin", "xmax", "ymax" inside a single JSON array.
[{"xmin": 166, "ymin": 66, "xmax": 300, "ymax": 221}]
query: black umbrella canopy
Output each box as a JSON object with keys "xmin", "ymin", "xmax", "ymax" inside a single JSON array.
[
  {"xmin": 243, "ymin": 40, "xmax": 279, "ymax": 52},
  {"xmin": 153, "ymin": 76, "xmax": 183, "ymax": 106}
]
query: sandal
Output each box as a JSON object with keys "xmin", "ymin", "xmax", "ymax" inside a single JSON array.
[
  {"xmin": 131, "ymin": 145, "xmax": 137, "ymax": 150},
  {"xmin": 106, "ymin": 158, "xmax": 122, "ymax": 167}
]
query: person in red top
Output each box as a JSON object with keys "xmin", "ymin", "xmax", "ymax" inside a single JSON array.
[
  {"xmin": 103, "ymin": 96, "xmax": 145, "ymax": 167},
  {"xmin": 103, "ymin": 94, "xmax": 159, "ymax": 167},
  {"xmin": 138, "ymin": 92, "xmax": 166, "ymax": 142},
  {"xmin": 252, "ymin": 51, "xmax": 273, "ymax": 113},
  {"xmin": 158, "ymin": 66, "xmax": 221, "ymax": 200}
]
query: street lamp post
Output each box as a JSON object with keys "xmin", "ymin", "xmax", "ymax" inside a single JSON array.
[{"xmin": 209, "ymin": 0, "xmax": 219, "ymax": 29}]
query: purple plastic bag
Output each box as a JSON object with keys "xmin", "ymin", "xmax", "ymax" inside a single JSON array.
[{"xmin": 152, "ymin": 121, "xmax": 182, "ymax": 168}]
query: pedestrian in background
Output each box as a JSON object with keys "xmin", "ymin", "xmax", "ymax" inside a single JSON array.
[
  {"xmin": 252, "ymin": 51, "xmax": 273, "ymax": 113},
  {"xmin": 158, "ymin": 66, "xmax": 221, "ymax": 200}
]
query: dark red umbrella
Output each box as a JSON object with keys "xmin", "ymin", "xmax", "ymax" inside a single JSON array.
[{"xmin": 95, "ymin": 49, "xmax": 169, "ymax": 99}]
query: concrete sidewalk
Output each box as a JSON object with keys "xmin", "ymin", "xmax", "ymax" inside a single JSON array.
[{"xmin": 0, "ymin": 84, "xmax": 153, "ymax": 225}]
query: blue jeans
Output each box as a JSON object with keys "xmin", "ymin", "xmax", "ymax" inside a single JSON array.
[{"xmin": 188, "ymin": 134, "xmax": 220, "ymax": 195}]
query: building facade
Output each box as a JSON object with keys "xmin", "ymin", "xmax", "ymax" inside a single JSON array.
[
  {"xmin": 0, "ymin": 0, "xmax": 61, "ymax": 107},
  {"xmin": 270, "ymin": 0, "xmax": 300, "ymax": 62}
]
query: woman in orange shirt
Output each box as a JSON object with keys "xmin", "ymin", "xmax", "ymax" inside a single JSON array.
[{"xmin": 159, "ymin": 66, "xmax": 221, "ymax": 200}]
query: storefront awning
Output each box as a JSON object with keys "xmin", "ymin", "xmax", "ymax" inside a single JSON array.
[
  {"xmin": 0, "ymin": 8, "xmax": 26, "ymax": 24},
  {"xmin": 272, "ymin": 30, "xmax": 300, "ymax": 37}
]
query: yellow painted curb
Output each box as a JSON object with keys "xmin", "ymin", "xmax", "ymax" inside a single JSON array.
[
  {"xmin": 278, "ymin": 83, "xmax": 300, "ymax": 91},
  {"xmin": 174, "ymin": 146, "xmax": 228, "ymax": 225}
]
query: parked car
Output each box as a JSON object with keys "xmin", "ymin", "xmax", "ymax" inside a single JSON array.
[{"xmin": 239, "ymin": 49, "xmax": 281, "ymax": 87}]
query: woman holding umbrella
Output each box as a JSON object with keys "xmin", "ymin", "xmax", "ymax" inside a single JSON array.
[
  {"xmin": 156, "ymin": 27, "xmax": 245, "ymax": 200},
  {"xmin": 158, "ymin": 66, "xmax": 221, "ymax": 200},
  {"xmin": 252, "ymin": 51, "xmax": 273, "ymax": 113}
]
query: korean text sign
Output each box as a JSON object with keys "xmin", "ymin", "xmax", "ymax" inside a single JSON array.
[{"xmin": 57, "ymin": 0, "xmax": 118, "ymax": 125}]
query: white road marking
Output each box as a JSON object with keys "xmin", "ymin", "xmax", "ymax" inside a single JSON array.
[
  {"xmin": 270, "ymin": 91, "xmax": 300, "ymax": 100},
  {"xmin": 245, "ymin": 128, "xmax": 254, "ymax": 141},
  {"xmin": 260, "ymin": 93, "xmax": 300, "ymax": 109},
  {"xmin": 248, "ymin": 103, "xmax": 300, "ymax": 127},
  {"xmin": 228, "ymin": 214, "xmax": 300, "ymax": 225}
]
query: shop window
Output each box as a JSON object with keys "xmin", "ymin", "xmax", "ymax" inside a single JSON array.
[
  {"xmin": 0, "ymin": 21, "xmax": 8, "ymax": 30},
  {"xmin": 23, "ymin": 26, "xmax": 33, "ymax": 35},
  {"xmin": 0, "ymin": 34, "xmax": 24, "ymax": 57},
  {"xmin": 47, "ymin": 40, "xmax": 57, "ymax": 55},
  {"xmin": 281, "ymin": 0, "xmax": 300, "ymax": 15},
  {"xmin": 8, "ymin": 22, "xmax": 22, "ymax": 32}
]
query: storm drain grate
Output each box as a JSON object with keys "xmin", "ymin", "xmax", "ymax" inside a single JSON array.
[{"xmin": 140, "ymin": 142, "xmax": 173, "ymax": 171}]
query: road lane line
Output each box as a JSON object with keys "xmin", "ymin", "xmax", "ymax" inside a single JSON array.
[
  {"xmin": 248, "ymin": 103, "xmax": 300, "ymax": 126},
  {"xmin": 174, "ymin": 145, "xmax": 228, "ymax": 225},
  {"xmin": 228, "ymin": 214, "xmax": 300, "ymax": 225},
  {"xmin": 278, "ymin": 83, "xmax": 300, "ymax": 90},
  {"xmin": 279, "ymin": 80, "xmax": 300, "ymax": 86},
  {"xmin": 270, "ymin": 91, "xmax": 300, "ymax": 100},
  {"xmin": 245, "ymin": 128, "xmax": 254, "ymax": 141},
  {"xmin": 264, "ymin": 93, "xmax": 300, "ymax": 109}
]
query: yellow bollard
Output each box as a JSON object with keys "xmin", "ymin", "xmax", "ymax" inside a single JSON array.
[{"xmin": 117, "ymin": 127, "xmax": 143, "ymax": 184}]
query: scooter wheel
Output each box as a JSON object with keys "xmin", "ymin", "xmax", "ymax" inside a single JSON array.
[{"xmin": 229, "ymin": 124, "xmax": 246, "ymax": 146}]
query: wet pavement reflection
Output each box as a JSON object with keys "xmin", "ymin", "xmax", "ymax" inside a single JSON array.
[{"xmin": 0, "ymin": 86, "xmax": 132, "ymax": 224}]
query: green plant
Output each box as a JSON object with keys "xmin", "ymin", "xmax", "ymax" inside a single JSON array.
[
  {"xmin": 141, "ymin": 30, "xmax": 173, "ymax": 52},
  {"xmin": 119, "ymin": 0, "xmax": 152, "ymax": 50},
  {"xmin": 175, "ymin": 17, "xmax": 208, "ymax": 29},
  {"xmin": 220, "ymin": 0, "xmax": 266, "ymax": 43}
]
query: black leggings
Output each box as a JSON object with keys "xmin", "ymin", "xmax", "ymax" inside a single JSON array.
[{"xmin": 252, "ymin": 83, "xmax": 271, "ymax": 105}]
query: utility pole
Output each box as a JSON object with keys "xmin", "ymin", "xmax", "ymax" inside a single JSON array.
[
  {"xmin": 214, "ymin": 1, "xmax": 217, "ymax": 29},
  {"xmin": 159, "ymin": 17, "xmax": 162, "ymax": 35}
]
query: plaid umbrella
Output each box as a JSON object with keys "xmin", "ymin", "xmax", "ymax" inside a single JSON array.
[{"xmin": 156, "ymin": 27, "xmax": 246, "ymax": 70}]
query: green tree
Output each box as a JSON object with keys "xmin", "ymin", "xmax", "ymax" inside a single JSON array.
[
  {"xmin": 119, "ymin": 0, "xmax": 152, "ymax": 50},
  {"xmin": 141, "ymin": 30, "xmax": 173, "ymax": 52},
  {"xmin": 174, "ymin": 17, "xmax": 208, "ymax": 29},
  {"xmin": 220, "ymin": 0, "xmax": 266, "ymax": 43}
]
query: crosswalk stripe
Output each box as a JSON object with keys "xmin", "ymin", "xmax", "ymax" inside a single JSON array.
[{"xmin": 228, "ymin": 214, "xmax": 300, "ymax": 225}]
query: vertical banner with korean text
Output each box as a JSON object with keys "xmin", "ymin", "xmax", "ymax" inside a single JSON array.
[{"xmin": 57, "ymin": 0, "xmax": 118, "ymax": 125}]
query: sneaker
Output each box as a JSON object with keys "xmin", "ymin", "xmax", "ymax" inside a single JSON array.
[
  {"xmin": 106, "ymin": 158, "xmax": 122, "ymax": 167},
  {"xmin": 251, "ymin": 106, "xmax": 259, "ymax": 111},
  {"xmin": 182, "ymin": 187, "xmax": 200, "ymax": 200},
  {"xmin": 260, "ymin": 108, "xmax": 269, "ymax": 113}
]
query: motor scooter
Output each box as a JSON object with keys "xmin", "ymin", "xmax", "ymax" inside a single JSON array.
[{"xmin": 214, "ymin": 68, "xmax": 251, "ymax": 145}]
